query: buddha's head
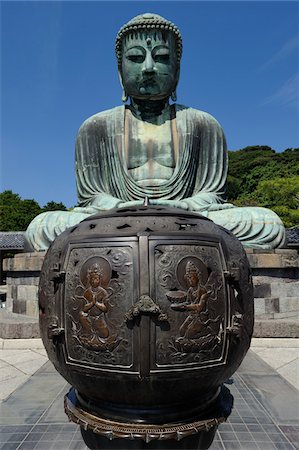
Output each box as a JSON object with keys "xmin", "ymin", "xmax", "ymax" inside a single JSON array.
[
  {"xmin": 115, "ymin": 13, "xmax": 183, "ymax": 102},
  {"xmin": 87, "ymin": 263, "xmax": 103, "ymax": 288},
  {"xmin": 184, "ymin": 261, "xmax": 201, "ymax": 287}
]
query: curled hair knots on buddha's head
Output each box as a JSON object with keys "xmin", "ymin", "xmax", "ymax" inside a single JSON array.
[{"xmin": 115, "ymin": 13, "xmax": 183, "ymax": 67}]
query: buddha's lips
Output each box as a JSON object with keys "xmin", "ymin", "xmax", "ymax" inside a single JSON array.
[{"xmin": 141, "ymin": 77, "xmax": 157, "ymax": 87}]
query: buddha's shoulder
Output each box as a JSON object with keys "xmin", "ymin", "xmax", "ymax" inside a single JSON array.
[
  {"xmin": 175, "ymin": 104, "xmax": 223, "ymax": 128},
  {"xmin": 78, "ymin": 106, "xmax": 124, "ymax": 132}
]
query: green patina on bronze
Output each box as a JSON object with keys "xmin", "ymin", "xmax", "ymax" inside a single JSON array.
[{"xmin": 26, "ymin": 13, "xmax": 286, "ymax": 251}]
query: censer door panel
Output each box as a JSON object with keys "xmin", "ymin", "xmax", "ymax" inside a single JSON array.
[
  {"xmin": 149, "ymin": 239, "xmax": 230, "ymax": 371},
  {"xmin": 63, "ymin": 242, "xmax": 139, "ymax": 371}
]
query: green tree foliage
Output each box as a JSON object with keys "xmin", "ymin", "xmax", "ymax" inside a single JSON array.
[
  {"xmin": 251, "ymin": 177, "xmax": 299, "ymax": 210},
  {"xmin": 228, "ymin": 147, "xmax": 299, "ymax": 227},
  {"xmin": 228, "ymin": 147, "xmax": 299, "ymax": 198},
  {"xmin": 43, "ymin": 201, "xmax": 67, "ymax": 211},
  {"xmin": 0, "ymin": 191, "xmax": 42, "ymax": 231},
  {"xmin": 0, "ymin": 191, "xmax": 67, "ymax": 231}
]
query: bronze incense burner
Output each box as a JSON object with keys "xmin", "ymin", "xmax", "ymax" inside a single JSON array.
[{"xmin": 39, "ymin": 206, "xmax": 254, "ymax": 449}]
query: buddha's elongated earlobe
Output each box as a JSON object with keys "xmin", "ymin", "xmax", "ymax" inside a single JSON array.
[
  {"xmin": 118, "ymin": 69, "xmax": 128, "ymax": 102},
  {"xmin": 122, "ymin": 88, "xmax": 128, "ymax": 103},
  {"xmin": 171, "ymin": 67, "xmax": 180, "ymax": 102}
]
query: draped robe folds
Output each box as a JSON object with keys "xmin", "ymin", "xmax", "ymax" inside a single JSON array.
[{"xmin": 26, "ymin": 105, "xmax": 286, "ymax": 251}]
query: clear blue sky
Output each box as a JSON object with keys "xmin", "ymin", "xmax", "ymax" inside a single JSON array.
[{"xmin": 1, "ymin": 1, "xmax": 299, "ymax": 208}]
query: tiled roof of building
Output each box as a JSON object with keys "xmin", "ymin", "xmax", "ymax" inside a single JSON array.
[
  {"xmin": 0, "ymin": 232, "xmax": 26, "ymax": 250},
  {"xmin": 286, "ymin": 227, "xmax": 299, "ymax": 245}
]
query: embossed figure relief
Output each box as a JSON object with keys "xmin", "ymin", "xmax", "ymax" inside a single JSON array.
[
  {"xmin": 74, "ymin": 257, "xmax": 120, "ymax": 352},
  {"xmin": 166, "ymin": 258, "xmax": 221, "ymax": 354},
  {"xmin": 154, "ymin": 245, "xmax": 227, "ymax": 366},
  {"xmin": 65, "ymin": 246, "xmax": 135, "ymax": 367}
]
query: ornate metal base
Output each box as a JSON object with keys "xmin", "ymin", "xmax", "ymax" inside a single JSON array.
[
  {"xmin": 64, "ymin": 386, "xmax": 233, "ymax": 449},
  {"xmin": 80, "ymin": 427, "xmax": 218, "ymax": 449}
]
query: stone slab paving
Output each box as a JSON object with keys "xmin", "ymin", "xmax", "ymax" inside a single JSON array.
[
  {"xmin": 250, "ymin": 338, "xmax": 299, "ymax": 391},
  {"xmin": 0, "ymin": 340, "xmax": 47, "ymax": 401},
  {"xmin": 0, "ymin": 351, "xmax": 298, "ymax": 449},
  {"xmin": 0, "ymin": 339, "xmax": 298, "ymax": 449},
  {"xmin": 0, "ymin": 339, "xmax": 298, "ymax": 401}
]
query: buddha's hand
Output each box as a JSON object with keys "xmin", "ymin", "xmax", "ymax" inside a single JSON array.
[
  {"xmin": 150, "ymin": 199, "xmax": 189, "ymax": 210},
  {"xmin": 118, "ymin": 199, "xmax": 189, "ymax": 210},
  {"xmin": 88, "ymin": 194, "xmax": 124, "ymax": 210},
  {"xmin": 118, "ymin": 200, "xmax": 144, "ymax": 208}
]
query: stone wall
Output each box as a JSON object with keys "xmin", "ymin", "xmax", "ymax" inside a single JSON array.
[
  {"xmin": 3, "ymin": 252, "xmax": 46, "ymax": 316},
  {"xmin": 2, "ymin": 249, "xmax": 299, "ymax": 337},
  {"xmin": 246, "ymin": 249, "xmax": 299, "ymax": 337},
  {"xmin": 246, "ymin": 249, "xmax": 299, "ymax": 320}
]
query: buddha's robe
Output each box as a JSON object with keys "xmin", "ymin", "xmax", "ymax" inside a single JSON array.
[{"xmin": 26, "ymin": 105, "xmax": 286, "ymax": 251}]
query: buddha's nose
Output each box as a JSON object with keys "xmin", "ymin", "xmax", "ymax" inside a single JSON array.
[{"xmin": 142, "ymin": 53, "xmax": 156, "ymax": 74}]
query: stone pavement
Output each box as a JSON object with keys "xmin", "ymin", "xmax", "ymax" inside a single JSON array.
[
  {"xmin": 0, "ymin": 339, "xmax": 47, "ymax": 401},
  {"xmin": 1, "ymin": 338, "xmax": 298, "ymax": 402},
  {"xmin": 250, "ymin": 338, "xmax": 299, "ymax": 391},
  {"xmin": 0, "ymin": 338, "xmax": 298, "ymax": 449}
]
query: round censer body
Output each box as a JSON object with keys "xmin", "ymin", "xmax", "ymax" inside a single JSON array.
[{"xmin": 39, "ymin": 206, "xmax": 254, "ymax": 449}]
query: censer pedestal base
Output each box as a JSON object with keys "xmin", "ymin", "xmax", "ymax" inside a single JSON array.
[
  {"xmin": 64, "ymin": 386, "xmax": 233, "ymax": 450},
  {"xmin": 80, "ymin": 427, "xmax": 218, "ymax": 450}
]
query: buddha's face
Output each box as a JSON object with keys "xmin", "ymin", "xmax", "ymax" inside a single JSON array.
[
  {"xmin": 89, "ymin": 273, "xmax": 101, "ymax": 288},
  {"xmin": 120, "ymin": 30, "xmax": 179, "ymax": 100},
  {"xmin": 185, "ymin": 271, "xmax": 199, "ymax": 287}
]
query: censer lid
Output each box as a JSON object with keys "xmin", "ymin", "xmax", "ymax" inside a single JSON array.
[{"xmin": 81, "ymin": 205, "xmax": 212, "ymax": 223}]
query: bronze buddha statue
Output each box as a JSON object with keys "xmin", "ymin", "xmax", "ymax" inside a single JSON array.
[{"xmin": 26, "ymin": 13, "xmax": 286, "ymax": 251}]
